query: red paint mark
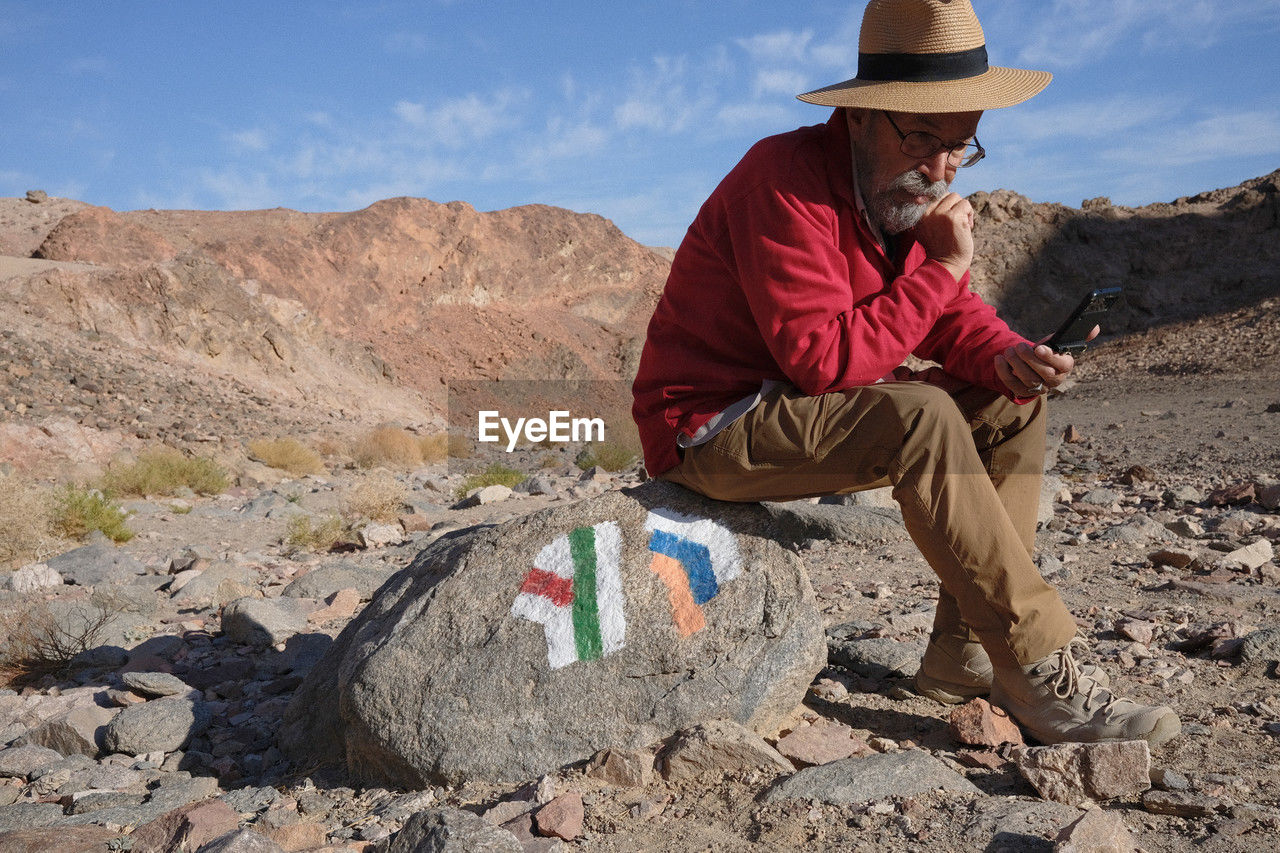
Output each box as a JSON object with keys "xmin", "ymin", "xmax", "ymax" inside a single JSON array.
[{"xmin": 520, "ymin": 567, "xmax": 574, "ymax": 607}]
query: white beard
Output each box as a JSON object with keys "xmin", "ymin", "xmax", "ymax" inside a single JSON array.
[{"xmin": 868, "ymin": 170, "xmax": 949, "ymax": 235}]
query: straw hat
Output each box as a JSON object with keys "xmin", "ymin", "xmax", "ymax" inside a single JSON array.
[{"xmin": 798, "ymin": 0, "xmax": 1050, "ymax": 113}]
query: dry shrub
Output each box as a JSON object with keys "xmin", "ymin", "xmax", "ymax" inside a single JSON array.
[
  {"xmin": 0, "ymin": 476, "xmax": 57, "ymax": 569},
  {"xmin": 341, "ymin": 473, "xmax": 409, "ymax": 522},
  {"xmin": 247, "ymin": 437, "xmax": 326, "ymax": 476},
  {"xmin": 418, "ymin": 433, "xmax": 449, "ymax": 464},
  {"xmin": 285, "ymin": 514, "xmax": 350, "ymax": 552},
  {"xmin": 447, "ymin": 433, "xmax": 474, "ymax": 460},
  {"xmin": 0, "ymin": 593, "xmax": 121, "ymax": 686},
  {"xmin": 353, "ymin": 426, "xmax": 422, "ymax": 469},
  {"xmin": 456, "ymin": 463, "xmax": 526, "ymax": 498},
  {"xmin": 314, "ymin": 437, "xmax": 347, "ymax": 458},
  {"xmin": 100, "ymin": 447, "xmax": 229, "ymax": 497}
]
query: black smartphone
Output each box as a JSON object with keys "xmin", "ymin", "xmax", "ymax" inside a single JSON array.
[{"xmin": 1045, "ymin": 287, "xmax": 1122, "ymax": 356}]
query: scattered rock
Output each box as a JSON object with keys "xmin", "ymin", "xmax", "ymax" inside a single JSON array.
[
  {"xmin": 762, "ymin": 501, "xmax": 907, "ymax": 544},
  {"xmin": 3, "ymin": 563, "xmax": 62, "ymax": 593},
  {"xmin": 763, "ymin": 749, "xmax": 981, "ymax": 805},
  {"xmin": 360, "ymin": 522, "xmax": 405, "ymax": 548},
  {"xmin": 659, "ymin": 719, "xmax": 794, "ymax": 781},
  {"xmin": 1141, "ymin": 789, "xmax": 1225, "ymax": 818},
  {"xmin": 122, "ymin": 671, "xmax": 195, "ymax": 698},
  {"xmin": 221, "ymin": 597, "xmax": 311, "ymax": 647},
  {"xmin": 45, "ymin": 544, "xmax": 145, "ymax": 587},
  {"xmin": 1225, "ymin": 539, "xmax": 1274, "ymax": 571},
  {"xmin": 1239, "ymin": 628, "xmax": 1280, "ymax": 663},
  {"xmin": 1148, "ymin": 548, "xmax": 1198, "ymax": 569},
  {"xmin": 585, "ymin": 748, "xmax": 655, "ymax": 787},
  {"xmin": 101, "ymin": 697, "xmax": 211, "ymax": 754},
  {"xmin": 376, "ymin": 807, "xmax": 522, "ymax": 852},
  {"xmin": 774, "ymin": 718, "xmax": 872, "ymax": 767},
  {"xmin": 1013, "ymin": 741, "xmax": 1151, "ymax": 806},
  {"xmin": 826, "ymin": 631, "xmax": 922, "ymax": 679},
  {"xmin": 947, "ymin": 698, "xmax": 1024, "ymax": 748},
  {"xmin": 198, "ymin": 829, "xmax": 289, "ymax": 853},
  {"xmin": 533, "ymin": 792, "xmax": 584, "ymax": 841},
  {"xmin": 1054, "ymin": 807, "xmax": 1136, "ymax": 853},
  {"xmin": 129, "ymin": 799, "xmax": 240, "ymax": 853}
]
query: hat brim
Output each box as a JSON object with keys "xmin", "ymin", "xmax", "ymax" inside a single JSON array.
[{"xmin": 798, "ymin": 66, "xmax": 1051, "ymax": 112}]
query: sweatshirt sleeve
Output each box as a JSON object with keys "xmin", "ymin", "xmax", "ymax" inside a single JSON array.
[
  {"xmin": 724, "ymin": 173, "xmax": 966, "ymax": 396},
  {"xmin": 915, "ymin": 288, "xmax": 1034, "ymax": 398}
]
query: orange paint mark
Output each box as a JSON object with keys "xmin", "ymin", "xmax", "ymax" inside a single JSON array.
[{"xmin": 649, "ymin": 552, "xmax": 705, "ymax": 636}]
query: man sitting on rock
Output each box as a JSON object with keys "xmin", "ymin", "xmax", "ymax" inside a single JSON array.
[{"xmin": 631, "ymin": 0, "xmax": 1179, "ymax": 747}]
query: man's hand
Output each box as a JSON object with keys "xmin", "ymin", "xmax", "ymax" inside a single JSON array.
[
  {"xmin": 910, "ymin": 192, "xmax": 974, "ymax": 283},
  {"xmin": 996, "ymin": 326, "xmax": 1099, "ymax": 397}
]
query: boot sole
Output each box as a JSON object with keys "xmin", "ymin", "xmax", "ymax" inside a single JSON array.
[{"xmin": 914, "ymin": 670, "xmax": 990, "ymax": 705}]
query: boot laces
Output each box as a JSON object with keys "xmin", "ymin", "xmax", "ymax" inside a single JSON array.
[{"xmin": 1047, "ymin": 638, "xmax": 1120, "ymax": 713}]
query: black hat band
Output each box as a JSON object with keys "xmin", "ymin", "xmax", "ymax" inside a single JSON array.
[{"xmin": 857, "ymin": 44, "xmax": 989, "ymax": 82}]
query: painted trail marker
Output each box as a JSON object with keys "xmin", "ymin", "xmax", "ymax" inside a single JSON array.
[
  {"xmin": 511, "ymin": 521, "xmax": 625, "ymax": 669},
  {"xmin": 645, "ymin": 508, "xmax": 742, "ymax": 636}
]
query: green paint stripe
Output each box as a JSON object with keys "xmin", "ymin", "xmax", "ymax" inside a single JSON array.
[{"xmin": 569, "ymin": 526, "xmax": 603, "ymax": 661}]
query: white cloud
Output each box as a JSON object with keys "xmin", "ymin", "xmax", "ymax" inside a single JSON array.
[
  {"xmin": 1104, "ymin": 108, "xmax": 1280, "ymax": 168},
  {"xmin": 753, "ymin": 69, "xmax": 808, "ymax": 98},
  {"xmin": 394, "ymin": 92, "xmax": 519, "ymax": 147},
  {"xmin": 1010, "ymin": 0, "xmax": 1280, "ymax": 67},
  {"xmin": 229, "ymin": 128, "xmax": 269, "ymax": 153},
  {"xmin": 736, "ymin": 30, "xmax": 814, "ymax": 64}
]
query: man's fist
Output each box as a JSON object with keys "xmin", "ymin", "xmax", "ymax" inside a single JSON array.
[{"xmin": 910, "ymin": 192, "xmax": 974, "ymax": 283}]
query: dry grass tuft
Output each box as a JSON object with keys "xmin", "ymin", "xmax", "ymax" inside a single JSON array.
[
  {"xmin": 285, "ymin": 514, "xmax": 351, "ymax": 553},
  {"xmin": 247, "ymin": 437, "xmax": 326, "ymax": 476},
  {"xmin": 447, "ymin": 433, "xmax": 473, "ymax": 460},
  {"xmin": 100, "ymin": 447, "xmax": 230, "ymax": 497},
  {"xmin": 352, "ymin": 426, "xmax": 423, "ymax": 469},
  {"xmin": 456, "ymin": 463, "xmax": 526, "ymax": 498},
  {"xmin": 342, "ymin": 473, "xmax": 409, "ymax": 522},
  {"xmin": 0, "ymin": 476, "xmax": 58, "ymax": 570},
  {"xmin": 418, "ymin": 433, "xmax": 450, "ymax": 464}
]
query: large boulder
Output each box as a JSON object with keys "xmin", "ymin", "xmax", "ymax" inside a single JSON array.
[{"xmin": 279, "ymin": 481, "xmax": 825, "ymax": 786}]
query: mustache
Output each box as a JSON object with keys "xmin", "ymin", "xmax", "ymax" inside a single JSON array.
[{"xmin": 889, "ymin": 170, "xmax": 948, "ymax": 200}]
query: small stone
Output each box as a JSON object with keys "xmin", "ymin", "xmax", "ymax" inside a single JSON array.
[
  {"xmin": 1258, "ymin": 483, "xmax": 1280, "ymax": 511},
  {"xmin": 1148, "ymin": 548, "xmax": 1198, "ymax": 569},
  {"xmin": 453, "ymin": 485, "xmax": 512, "ymax": 508},
  {"xmin": 808, "ymin": 677, "xmax": 849, "ymax": 702},
  {"xmin": 307, "ymin": 587, "xmax": 361, "ymax": 624},
  {"xmin": 198, "ymin": 829, "xmax": 288, "ymax": 853},
  {"xmin": 1162, "ymin": 487, "xmax": 1204, "ymax": 508},
  {"xmin": 585, "ymin": 748, "xmax": 655, "ymax": 787},
  {"xmin": 1119, "ymin": 465, "xmax": 1157, "ymax": 485},
  {"xmin": 1239, "ymin": 628, "xmax": 1280, "ymax": 663},
  {"xmin": 1141, "ymin": 789, "xmax": 1223, "ymax": 818},
  {"xmin": 948, "ymin": 698, "xmax": 1024, "ymax": 748},
  {"xmin": 533, "ymin": 792, "xmax": 584, "ymax": 841},
  {"xmin": 1063, "ymin": 425, "xmax": 1083, "ymax": 443},
  {"xmin": 102, "ymin": 698, "xmax": 211, "ymax": 754},
  {"xmin": 659, "ymin": 719, "xmax": 793, "ymax": 780},
  {"xmin": 122, "ymin": 671, "xmax": 195, "ymax": 698},
  {"xmin": 775, "ymin": 718, "xmax": 872, "ymax": 767},
  {"xmin": 359, "ymin": 522, "xmax": 405, "ymax": 548},
  {"xmin": 129, "ymin": 799, "xmax": 240, "ymax": 853},
  {"xmin": 221, "ymin": 597, "xmax": 310, "ymax": 647},
  {"xmin": 1013, "ymin": 741, "xmax": 1151, "ymax": 806},
  {"xmin": 867, "ymin": 737, "xmax": 898, "ymax": 753},
  {"xmin": 956, "ymin": 749, "xmax": 1007, "ymax": 770},
  {"xmin": 5, "ymin": 563, "xmax": 63, "ymax": 592},
  {"xmin": 1054, "ymin": 807, "xmax": 1137, "ymax": 853},
  {"xmin": 1224, "ymin": 539, "xmax": 1274, "ymax": 571},
  {"xmin": 1116, "ymin": 618, "xmax": 1156, "ymax": 646},
  {"xmin": 1208, "ymin": 483, "xmax": 1256, "ymax": 506},
  {"xmin": 0, "ymin": 745, "xmax": 64, "ymax": 779},
  {"xmin": 260, "ymin": 819, "xmax": 328, "ymax": 851},
  {"xmin": 1150, "ymin": 768, "xmax": 1190, "ymax": 791}
]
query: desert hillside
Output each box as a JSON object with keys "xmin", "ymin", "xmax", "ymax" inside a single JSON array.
[{"xmin": 1, "ymin": 171, "xmax": 1277, "ymax": 475}]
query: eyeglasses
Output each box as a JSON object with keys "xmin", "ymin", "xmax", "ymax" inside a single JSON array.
[{"xmin": 881, "ymin": 111, "xmax": 985, "ymax": 168}]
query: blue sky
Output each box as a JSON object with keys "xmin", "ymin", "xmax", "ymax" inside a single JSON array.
[{"xmin": 2, "ymin": 1, "xmax": 1278, "ymax": 247}]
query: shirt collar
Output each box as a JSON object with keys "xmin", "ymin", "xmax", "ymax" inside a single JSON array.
[{"xmin": 824, "ymin": 110, "xmax": 889, "ymax": 254}]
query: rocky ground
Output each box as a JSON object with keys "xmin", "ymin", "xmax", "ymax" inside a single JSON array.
[{"xmin": 0, "ymin": 297, "xmax": 1276, "ymax": 852}]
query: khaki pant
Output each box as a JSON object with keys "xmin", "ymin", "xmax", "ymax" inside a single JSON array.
[{"xmin": 661, "ymin": 379, "xmax": 1077, "ymax": 668}]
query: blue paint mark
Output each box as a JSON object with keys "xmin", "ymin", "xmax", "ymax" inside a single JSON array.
[{"xmin": 648, "ymin": 530, "xmax": 718, "ymax": 605}]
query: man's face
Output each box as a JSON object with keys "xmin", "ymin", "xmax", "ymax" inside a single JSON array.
[{"xmin": 846, "ymin": 108, "xmax": 983, "ymax": 234}]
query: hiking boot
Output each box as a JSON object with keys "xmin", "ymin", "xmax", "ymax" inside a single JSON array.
[
  {"xmin": 990, "ymin": 638, "xmax": 1180, "ymax": 748},
  {"xmin": 915, "ymin": 633, "xmax": 995, "ymax": 704},
  {"xmin": 916, "ymin": 633, "xmax": 1110, "ymax": 705}
]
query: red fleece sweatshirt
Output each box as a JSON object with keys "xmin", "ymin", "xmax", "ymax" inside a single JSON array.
[{"xmin": 632, "ymin": 111, "xmax": 1031, "ymax": 477}]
